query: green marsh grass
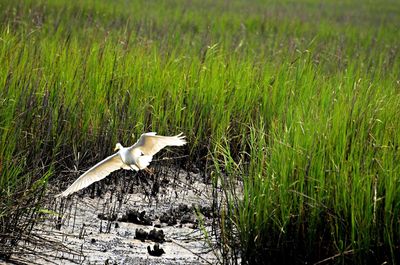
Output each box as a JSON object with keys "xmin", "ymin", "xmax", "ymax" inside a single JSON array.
[{"xmin": 0, "ymin": 0, "xmax": 399, "ymax": 263}]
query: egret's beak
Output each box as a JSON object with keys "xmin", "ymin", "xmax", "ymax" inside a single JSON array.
[{"xmin": 114, "ymin": 147, "xmax": 118, "ymax": 151}]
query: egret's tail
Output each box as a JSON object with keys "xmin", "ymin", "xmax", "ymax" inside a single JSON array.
[{"xmin": 137, "ymin": 155, "xmax": 153, "ymax": 169}]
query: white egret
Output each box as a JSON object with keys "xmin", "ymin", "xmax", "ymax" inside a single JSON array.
[{"xmin": 56, "ymin": 132, "xmax": 186, "ymax": 197}]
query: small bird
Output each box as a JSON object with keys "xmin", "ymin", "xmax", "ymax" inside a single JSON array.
[{"xmin": 56, "ymin": 132, "xmax": 186, "ymax": 197}]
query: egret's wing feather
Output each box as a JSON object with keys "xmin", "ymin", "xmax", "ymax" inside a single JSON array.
[
  {"xmin": 56, "ymin": 153, "xmax": 124, "ymax": 197},
  {"xmin": 129, "ymin": 132, "xmax": 186, "ymax": 156}
]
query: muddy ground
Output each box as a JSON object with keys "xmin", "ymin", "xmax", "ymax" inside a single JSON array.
[{"xmin": 7, "ymin": 165, "xmax": 220, "ymax": 264}]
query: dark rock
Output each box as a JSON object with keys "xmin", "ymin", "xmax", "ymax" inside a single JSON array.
[
  {"xmin": 181, "ymin": 213, "xmax": 195, "ymax": 224},
  {"xmin": 191, "ymin": 166, "xmax": 200, "ymax": 174},
  {"xmin": 134, "ymin": 228, "xmax": 148, "ymax": 242},
  {"xmin": 140, "ymin": 211, "xmax": 153, "ymax": 226},
  {"xmin": 167, "ymin": 216, "xmax": 177, "ymax": 226},
  {"xmin": 118, "ymin": 215, "xmax": 128, "ymax": 222},
  {"xmin": 159, "ymin": 213, "xmax": 169, "ymax": 223},
  {"xmin": 119, "ymin": 209, "xmax": 152, "ymax": 226},
  {"xmin": 161, "ymin": 178, "xmax": 169, "ymax": 186},
  {"xmin": 97, "ymin": 213, "xmax": 117, "ymax": 221},
  {"xmin": 154, "ymin": 221, "xmax": 162, "ymax": 228},
  {"xmin": 147, "ymin": 243, "xmax": 165, "ymax": 257},
  {"xmin": 115, "ymin": 222, "xmax": 119, "ymax": 229},
  {"xmin": 159, "ymin": 212, "xmax": 177, "ymax": 226},
  {"xmin": 134, "ymin": 228, "xmax": 165, "ymax": 243},
  {"xmin": 148, "ymin": 229, "xmax": 165, "ymax": 243},
  {"xmin": 126, "ymin": 210, "xmax": 140, "ymax": 223},
  {"xmin": 91, "ymin": 238, "xmax": 96, "ymax": 244},
  {"xmin": 172, "ymin": 207, "xmax": 181, "ymax": 216},
  {"xmin": 200, "ymin": 205, "xmax": 213, "ymax": 218},
  {"xmin": 178, "ymin": 203, "xmax": 189, "ymax": 213}
]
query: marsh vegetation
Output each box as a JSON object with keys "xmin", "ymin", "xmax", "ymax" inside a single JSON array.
[{"xmin": 0, "ymin": 0, "xmax": 399, "ymax": 264}]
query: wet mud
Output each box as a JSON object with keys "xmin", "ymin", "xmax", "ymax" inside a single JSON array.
[{"xmin": 8, "ymin": 167, "xmax": 219, "ymax": 264}]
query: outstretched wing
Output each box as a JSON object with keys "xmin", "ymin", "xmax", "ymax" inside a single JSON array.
[
  {"xmin": 129, "ymin": 132, "xmax": 187, "ymax": 156},
  {"xmin": 128, "ymin": 132, "xmax": 186, "ymax": 169},
  {"xmin": 56, "ymin": 153, "xmax": 124, "ymax": 197}
]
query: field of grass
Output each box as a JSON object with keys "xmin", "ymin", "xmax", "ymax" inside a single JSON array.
[{"xmin": 0, "ymin": 0, "xmax": 399, "ymax": 263}]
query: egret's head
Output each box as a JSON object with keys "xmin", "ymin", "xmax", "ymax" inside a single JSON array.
[{"xmin": 114, "ymin": 143, "xmax": 123, "ymax": 151}]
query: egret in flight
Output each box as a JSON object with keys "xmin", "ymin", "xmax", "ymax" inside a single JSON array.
[{"xmin": 56, "ymin": 132, "xmax": 186, "ymax": 197}]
